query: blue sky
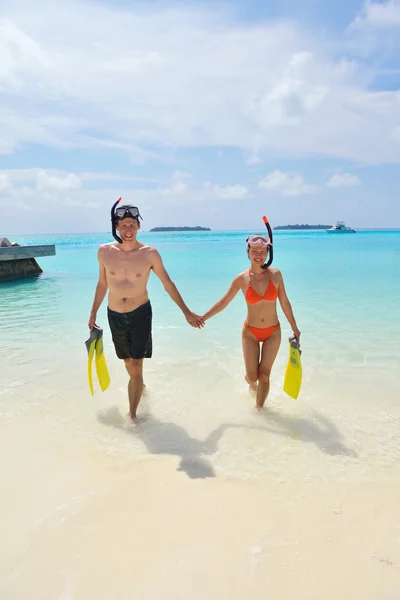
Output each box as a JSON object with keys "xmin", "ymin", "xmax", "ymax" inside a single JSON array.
[{"xmin": 1, "ymin": 0, "xmax": 400, "ymax": 234}]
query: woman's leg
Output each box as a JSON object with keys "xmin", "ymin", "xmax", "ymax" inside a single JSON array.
[
  {"xmin": 242, "ymin": 325, "xmax": 260, "ymax": 393},
  {"xmin": 256, "ymin": 326, "xmax": 281, "ymax": 408}
]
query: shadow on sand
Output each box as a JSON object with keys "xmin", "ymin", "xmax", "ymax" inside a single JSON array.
[
  {"xmin": 98, "ymin": 406, "xmax": 243, "ymax": 479},
  {"xmin": 98, "ymin": 402, "xmax": 357, "ymax": 480},
  {"xmin": 257, "ymin": 407, "xmax": 358, "ymax": 458}
]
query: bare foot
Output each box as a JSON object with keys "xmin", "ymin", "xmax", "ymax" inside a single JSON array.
[
  {"xmin": 245, "ymin": 375, "xmax": 257, "ymax": 394},
  {"xmin": 126, "ymin": 412, "xmax": 148, "ymax": 425}
]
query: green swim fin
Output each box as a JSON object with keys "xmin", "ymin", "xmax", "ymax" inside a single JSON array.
[
  {"xmin": 283, "ymin": 335, "xmax": 302, "ymax": 400},
  {"xmin": 85, "ymin": 326, "xmax": 110, "ymax": 395}
]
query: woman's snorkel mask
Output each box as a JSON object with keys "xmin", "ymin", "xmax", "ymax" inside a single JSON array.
[
  {"xmin": 246, "ymin": 216, "xmax": 274, "ymax": 269},
  {"xmin": 111, "ymin": 197, "xmax": 143, "ymax": 244}
]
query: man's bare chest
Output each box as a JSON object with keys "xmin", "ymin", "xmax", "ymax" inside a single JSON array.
[{"xmin": 104, "ymin": 254, "xmax": 150, "ymax": 281}]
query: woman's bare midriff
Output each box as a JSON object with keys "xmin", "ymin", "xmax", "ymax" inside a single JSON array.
[{"xmin": 244, "ymin": 302, "xmax": 279, "ymax": 328}]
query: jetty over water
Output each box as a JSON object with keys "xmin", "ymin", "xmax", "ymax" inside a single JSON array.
[{"xmin": 0, "ymin": 237, "xmax": 56, "ymax": 281}]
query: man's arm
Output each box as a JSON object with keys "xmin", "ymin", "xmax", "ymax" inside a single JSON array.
[
  {"xmin": 150, "ymin": 249, "xmax": 204, "ymax": 328},
  {"xmin": 88, "ymin": 248, "xmax": 109, "ymax": 329}
]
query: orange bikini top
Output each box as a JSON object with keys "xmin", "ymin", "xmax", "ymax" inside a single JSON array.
[{"xmin": 245, "ymin": 269, "xmax": 278, "ymax": 304}]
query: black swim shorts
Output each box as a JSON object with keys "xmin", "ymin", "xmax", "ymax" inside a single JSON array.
[{"xmin": 107, "ymin": 301, "xmax": 153, "ymax": 360}]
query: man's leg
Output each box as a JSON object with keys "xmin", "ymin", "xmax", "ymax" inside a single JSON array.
[
  {"xmin": 123, "ymin": 361, "xmax": 146, "ymax": 392},
  {"xmin": 124, "ymin": 358, "xmax": 144, "ymax": 419}
]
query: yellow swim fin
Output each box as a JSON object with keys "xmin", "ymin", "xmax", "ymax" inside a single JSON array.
[
  {"xmin": 283, "ymin": 335, "xmax": 302, "ymax": 400},
  {"xmin": 94, "ymin": 327, "xmax": 111, "ymax": 393},
  {"xmin": 85, "ymin": 326, "xmax": 110, "ymax": 395},
  {"xmin": 85, "ymin": 328, "xmax": 97, "ymax": 396}
]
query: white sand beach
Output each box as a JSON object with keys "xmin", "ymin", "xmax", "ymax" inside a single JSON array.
[
  {"xmin": 1, "ymin": 346, "xmax": 400, "ymax": 599},
  {"xmin": 2, "ymin": 436, "xmax": 400, "ymax": 600}
]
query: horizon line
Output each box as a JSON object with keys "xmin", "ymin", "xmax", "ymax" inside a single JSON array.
[{"xmin": 3, "ymin": 227, "xmax": 400, "ymax": 236}]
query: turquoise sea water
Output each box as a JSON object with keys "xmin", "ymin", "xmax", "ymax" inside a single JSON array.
[
  {"xmin": 1, "ymin": 229, "xmax": 400, "ymax": 483},
  {"xmin": 2, "ymin": 228, "xmax": 400, "ymax": 358}
]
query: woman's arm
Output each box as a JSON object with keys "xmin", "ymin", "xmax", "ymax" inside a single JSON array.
[
  {"xmin": 203, "ymin": 275, "xmax": 242, "ymax": 321},
  {"xmin": 276, "ymin": 270, "xmax": 301, "ymax": 338}
]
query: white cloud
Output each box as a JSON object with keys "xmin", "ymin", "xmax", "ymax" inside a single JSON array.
[
  {"xmin": 327, "ymin": 172, "xmax": 361, "ymax": 187},
  {"xmin": 160, "ymin": 181, "xmax": 188, "ymax": 196},
  {"xmin": 0, "ymin": 172, "xmax": 35, "ymax": 209},
  {"xmin": 172, "ymin": 171, "xmax": 193, "ymax": 181},
  {"xmin": 80, "ymin": 172, "xmax": 161, "ymax": 184},
  {"xmin": 0, "ymin": 168, "xmax": 160, "ymax": 185},
  {"xmin": 152, "ymin": 169, "xmax": 248, "ymax": 200},
  {"xmin": 36, "ymin": 170, "xmax": 82, "ymax": 191},
  {"xmin": 246, "ymin": 152, "xmax": 262, "ymax": 166},
  {"xmin": 0, "ymin": 1, "xmax": 399, "ymax": 164},
  {"xmin": 249, "ymin": 52, "xmax": 329, "ymax": 128},
  {"xmin": 352, "ymin": 0, "xmax": 400, "ymax": 28},
  {"xmin": 0, "ymin": 168, "xmax": 249, "ymax": 222},
  {"xmin": 392, "ymin": 127, "xmax": 400, "ymax": 142},
  {"xmin": 258, "ymin": 170, "xmax": 318, "ymax": 196},
  {"xmin": 0, "ymin": 173, "xmax": 12, "ymax": 193},
  {"xmin": 204, "ymin": 183, "xmax": 249, "ymax": 200},
  {"xmin": 160, "ymin": 180, "xmax": 248, "ymax": 200}
]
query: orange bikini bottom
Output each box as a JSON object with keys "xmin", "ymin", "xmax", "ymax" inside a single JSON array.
[{"xmin": 244, "ymin": 321, "xmax": 280, "ymax": 343}]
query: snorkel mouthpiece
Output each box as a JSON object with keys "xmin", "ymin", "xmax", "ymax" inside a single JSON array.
[
  {"xmin": 262, "ymin": 215, "xmax": 274, "ymax": 269},
  {"xmin": 111, "ymin": 197, "xmax": 123, "ymax": 244}
]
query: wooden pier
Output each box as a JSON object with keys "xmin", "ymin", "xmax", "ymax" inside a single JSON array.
[{"xmin": 0, "ymin": 238, "xmax": 56, "ymax": 281}]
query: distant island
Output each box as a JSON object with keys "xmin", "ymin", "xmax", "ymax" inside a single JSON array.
[
  {"xmin": 150, "ymin": 226, "xmax": 211, "ymax": 232},
  {"xmin": 274, "ymin": 224, "xmax": 331, "ymax": 230}
]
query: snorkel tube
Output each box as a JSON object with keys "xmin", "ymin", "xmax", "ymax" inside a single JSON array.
[
  {"xmin": 262, "ymin": 215, "xmax": 273, "ymax": 270},
  {"xmin": 111, "ymin": 197, "xmax": 123, "ymax": 244}
]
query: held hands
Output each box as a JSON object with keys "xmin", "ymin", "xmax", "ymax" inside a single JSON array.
[{"xmin": 185, "ymin": 311, "xmax": 205, "ymax": 329}]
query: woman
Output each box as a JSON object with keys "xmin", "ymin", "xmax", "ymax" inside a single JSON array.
[{"xmin": 202, "ymin": 233, "xmax": 300, "ymax": 408}]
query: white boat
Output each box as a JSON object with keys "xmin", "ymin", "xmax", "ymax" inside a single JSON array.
[{"xmin": 326, "ymin": 221, "xmax": 356, "ymax": 233}]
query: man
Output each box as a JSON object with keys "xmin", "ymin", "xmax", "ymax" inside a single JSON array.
[{"xmin": 88, "ymin": 200, "xmax": 204, "ymax": 421}]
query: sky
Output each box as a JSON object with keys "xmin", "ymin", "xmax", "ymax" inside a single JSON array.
[{"xmin": 0, "ymin": 0, "xmax": 400, "ymax": 234}]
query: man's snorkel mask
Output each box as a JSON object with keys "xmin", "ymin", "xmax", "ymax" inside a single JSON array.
[
  {"xmin": 246, "ymin": 216, "xmax": 274, "ymax": 269},
  {"xmin": 111, "ymin": 197, "xmax": 143, "ymax": 244}
]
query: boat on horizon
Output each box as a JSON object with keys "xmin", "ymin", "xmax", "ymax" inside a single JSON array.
[{"xmin": 326, "ymin": 221, "xmax": 356, "ymax": 233}]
